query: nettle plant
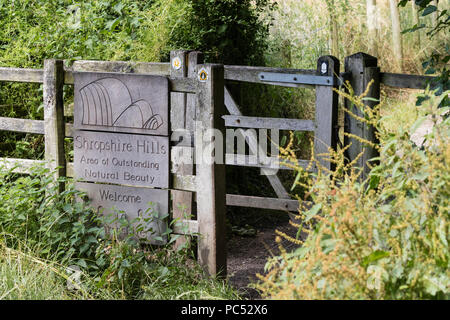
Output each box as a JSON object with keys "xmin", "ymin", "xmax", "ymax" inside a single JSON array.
[
  {"xmin": 256, "ymin": 86, "xmax": 449, "ymax": 299},
  {"xmin": 0, "ymin": 163, "xmax": 201, "ymax": 298}
]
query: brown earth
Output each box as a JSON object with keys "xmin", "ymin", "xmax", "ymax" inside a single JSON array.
[{"xmin": 226, "ymin": 215, "xmax": 302, "ymax": 299}]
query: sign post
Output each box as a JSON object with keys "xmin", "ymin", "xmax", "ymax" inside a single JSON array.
[{"xmin": 73, "ymin": 72, "xmax": 170, "ymax": 244}]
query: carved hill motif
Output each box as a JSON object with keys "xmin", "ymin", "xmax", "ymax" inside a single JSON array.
[{"xmin": 79, "ymin": 77, "xmax": 163, "ymax": 130}]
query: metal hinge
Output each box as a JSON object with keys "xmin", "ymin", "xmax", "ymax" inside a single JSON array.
[
  {"xmin": 258, "ymin": 72, "xmax": 350, "ymax": 87},
  {"xmin": 258, "ymin": 72, "xmax": 334, "ymax": 86}
]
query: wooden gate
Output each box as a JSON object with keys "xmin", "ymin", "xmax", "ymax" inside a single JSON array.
[{"xmin": 0, "ymin": 51, "xmax": 435, "ymax": 276}]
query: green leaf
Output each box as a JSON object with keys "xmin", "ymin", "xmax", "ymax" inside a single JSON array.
[
  {"xmin": 401, "ymin": 23, "xmax": 426, "ymax": 34},
  {"xmin": 305, "ymin": 203, "xmax": 322, "ymax": 222},
  {"xmin": 367, "ymin": 175, "xmax": 380, "ymax": 192},
  {"xmin": 423, "ymin": 276, "xmax": 446, "ymax": 296},
  {"xmin": 291, "ymin": 170, "xmax": 302, "ymax": 191},
  {"xmin": 422, "ymin": 5, "xmax": 437, "ymax": 17},
  {"xmin": 105, "ymin": 18, "xmax": 120, "ymax": 31},
  {"xmin": 77, "ymin": 259, "xmax": 87, "ymax": 269},
  {"xmin": 362, "ymin": 250, "xmax": 390, "ymax": 267},
  {"xmin": 362, "ymin": 97, "xmax": 379, "ymax": 102}
]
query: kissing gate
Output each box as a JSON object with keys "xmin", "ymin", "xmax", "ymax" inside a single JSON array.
[{"xmin": 2, "ymin": 50, "xmax": 431, "ymax": 276}]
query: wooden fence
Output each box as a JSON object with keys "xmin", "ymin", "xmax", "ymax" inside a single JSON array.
[{"xmin": 0, "ymin": 51, "xmax": 436, "ymax": 276}]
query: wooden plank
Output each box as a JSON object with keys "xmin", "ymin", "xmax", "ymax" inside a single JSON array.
[
  {"xmin": 224, "ymin": 65, "xmax": 316, "ymax": 85},
  {"xmin": 43, "ymin": 59, "xmax": 66, "ymax": 193},
  {"xmin": 225, "ymin": 154, "xmax": 314, "ymax": 171},
  {"xmin": 186, "ymin": 52, "xmax": 204, "ymax": 131},
  {"xmin": 71, "ymin": 60, "xmax": 170, "ymax": 75},
  {"xmin": 66, "ymin": 67, "xmax": 196, "ymax": 93},
  {"xmin": 224, "ymin": 86, "xmax": 291, "ymax": 199},
  {"xmin": 0, "ymin": 117, "xmax": 44, "ymax": 134},
  {"xmin": 380, "ymin": 72, "xmax": 436, "ymax": 89},
  {"xmin": 226, "ymin": 194, "xmax": 300, "ymax": 212},
  {"xmin": 0, "ymin": 158, "xmax": 45, "ymax": 173},
  {"xmin": 67, "ymin": 161, "xmax": 196, "ymax": 192},
  {"xmin": 172, "ymin": 219, "xmax": 199, "ymax": 235},
  {"xmin": 170, "ymin": 51, "xmax": 188, "ymax": 131},
  {"xmin": 314, "ymin": 56, "xmax": 340, "ymax": 172},
  {"xmin": 64, "ymin": 69, "xmax": 74, "ymax": 85},
  {"xmin": 223, "ymin": 115, "xmax": 315, "ymax": 131},
  {"xmin": 195, "ymin": 64, "xmax": 227, "ymax": 277},
  {"xmin": 172, "ymin": 174, "xmax": 196, "ymax": 192},
  {"xmin": 224, "ymin": 86, "xmax": 242, "ymax": 115},
  {"xmin": 0, "ymin": 67, "xmax": 43, "ymax": 83},
  {"xmin": 169, "ymin": 77, "xmax": 197, "ymax": 93},
  {"xmin": 65, "ymin": 123, "xmax": 73, "ymax": 137}
]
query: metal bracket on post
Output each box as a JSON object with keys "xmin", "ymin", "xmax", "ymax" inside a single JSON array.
[
  {"xmin": 258, "ymin": 72, "xmax": 349, "ymax": 87},
  {"xmin": 258, "ymin": 72, "xmax": 334, "ymax": 86}
]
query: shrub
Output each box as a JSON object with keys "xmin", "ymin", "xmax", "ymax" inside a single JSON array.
[
  {"xmin": 255, "ymin": 88, "xmax": 449, "ymax": 299},
  {"xmin": 0, "ymin": 164, "xmax": 239, "ymax": 299},
  {"xmin": 166, "ymin": 0, "xmax": 274, "ymax": 65},
  {"xmin": 0, "ymin": 165, "xmax": 105, "ymax": 269}
]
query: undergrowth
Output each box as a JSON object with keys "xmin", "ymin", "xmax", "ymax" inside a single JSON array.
[{"xmin": 0, "ymin": 164, "xmax": 239, "ymax": 300}]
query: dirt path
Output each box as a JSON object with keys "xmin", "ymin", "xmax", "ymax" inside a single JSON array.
[{"xmin": 226, "ymin": 217, "xmax": 301, "ymax": 299}]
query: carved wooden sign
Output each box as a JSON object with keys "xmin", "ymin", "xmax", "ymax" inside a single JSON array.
[
  {"xmin": 73, "ymin": 130, "xmax": 169, "ymax": 188},
  {"xmin": 74, "ymin": 72, "xmax": 169, "ymax": 136},
  {"xmin": 75, "ymin": 182, "xmax": 169, "ymax": 245},
  {"xmin": 73, "ymin": 72, "xmax": 170, "ymax": 243}
]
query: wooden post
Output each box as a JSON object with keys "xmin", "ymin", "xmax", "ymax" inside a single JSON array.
[
  {"xmin": 314, "ymin": 55, "xmax": 340, "ymax": 173},
  {"xmin": 195, "ymin": 64, "xmax": 227, "ymax": 277},
  {"xmin": 187, "ymin": 51, "xmax": 204, "ymax": 131},
  {"xmin": 344, "ymin": 52, "xmax": 380, "ymax": 180},
  {"xmin": 170, "ymin": 50, "xmax": 204, "ymax": 250},
  {"xmin": 170, "ymin": 50, "xmax": 192, "ymax": 249},
  {"xmin": 170, "ymin": 50, "xmax": 189, "ymax": 130},
  {"xmin": 43, "ymin": 59, "xmax": 66, "ymax": 192}
]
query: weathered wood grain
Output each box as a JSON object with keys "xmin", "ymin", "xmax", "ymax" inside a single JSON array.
[
  {"xmin": 344, "ymin": 53, "xmax": 380, "ymax": 180},
  {"xmin": 225, "ymin": 154, "xmax": 314, "ymax": 172},
  {"xmin": 224, "ymin": 65, "xmax": 316, "ymax": 85},
  {"xmin": 71, "ymin": 60, "xmax": 170, "ymax": 75},
  {"xmin": 226, "ymin": 194, "xmax": 300, "ymax": 212},
  {"xmin": 224, "ymin": 86, "xmax": 291, "ymax": 199},
  {"xmin": 195, "ymin": 64, "xmax": 227, "ymax": 277},
  {"xmin": 43, "ymin": 59, "xmax": 66, "ymax": 193},
  {"xmin": 66, "ymin": 162, "xmax": 196, "ymax": 192},
  {"xmin": 223, "ymin": 115, "xmax": 315, "ymax": 131},
  {"xmin": 0, "ymin": 117, "xmax": 44, "ymax": 134},
  {"xmin": 0, "ymin": 67, "xmax": 43, "ymax": 83},
  {"xmin": 0, "ymin": 158, "xmax": 45, "ymax": 173},
  {"xmin": 170, "ymin": 50, "xmax": 193, "ymax": 250},
  {"xmin": 380, "ymin": 72, "xmax": 436, "ymax": 89},
  {"xmin": 314, "ymin": 56, "xmax": 340, "ymax": 172},
  {"xmin": 169, "ymin": 77, "xmax": 197, "ymax": 93},
  {"xmin": 172, "ymin": 219, "xmax": 199, "ymax": 235}
]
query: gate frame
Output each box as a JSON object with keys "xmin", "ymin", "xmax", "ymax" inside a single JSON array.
[{"xmin": 0, "ymin": 51, "xmax": 436, "ymax": 277}]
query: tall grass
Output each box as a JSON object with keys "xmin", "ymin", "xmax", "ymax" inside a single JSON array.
[
  {"xmin": 254, "ymin": 86, "xmax": 449, "ymax": 299},
  {"xmin": 266, "ymin": 0, "xmax": 445, "ymax": 73}
]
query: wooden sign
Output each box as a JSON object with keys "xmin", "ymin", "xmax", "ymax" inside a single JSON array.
[
  {"xmin": 73, "ymin": 130, "xmax": 169, "ymax": 188},
  {"xmin": 73, "ymin": 71, "xmax": 171, "ymax": 244},
  {"xmin": 76, "ymin": 182, "xmax": 169, "ymax": 244},
  {"xmin": 73, "ymin": 72, "xmax": 169, "ymax": 136}
]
